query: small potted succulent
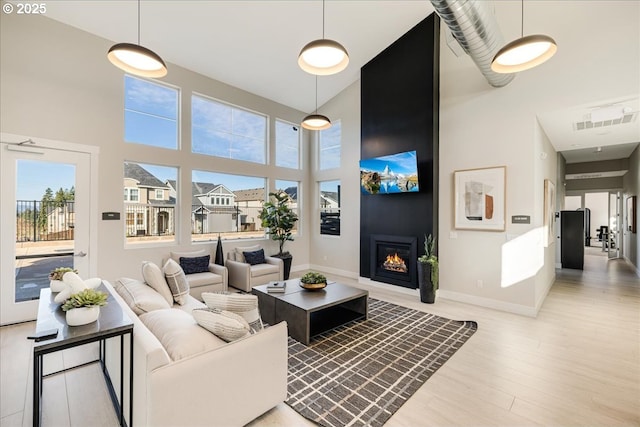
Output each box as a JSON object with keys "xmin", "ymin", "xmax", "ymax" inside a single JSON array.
[
  {"xmin": 300, "ymin": 271, "xmax": 327, "ymax": 291},
  {"xmin": 61, "ymin": 288, "xmax": 108, "ymax": 326},
  {"xmin": 49, "ymin": 267, "xmax": 78, "ymax": 292}
]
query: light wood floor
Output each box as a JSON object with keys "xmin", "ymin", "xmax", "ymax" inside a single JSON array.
[{"xmin": 2, "ymin": 252, "xmax": 639, "ymax": 427}]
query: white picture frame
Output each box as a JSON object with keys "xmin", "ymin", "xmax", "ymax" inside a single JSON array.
[{"xmin": 454, "ymin": 166, "xmax": 506, "ymax": 231}]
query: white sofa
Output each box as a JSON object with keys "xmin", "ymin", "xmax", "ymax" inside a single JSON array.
[{"xmin": 103, "ymin": 278, "xmax": 288, "ymax": 427}]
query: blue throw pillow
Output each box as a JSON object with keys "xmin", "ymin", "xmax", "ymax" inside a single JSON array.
[
  {"xmin": 179, "ymin": 255, "xmax": 210, "ymax": 274},
  {"xmin": 243, "ymin": 249, "xmax": 265, "ymax": 266}
]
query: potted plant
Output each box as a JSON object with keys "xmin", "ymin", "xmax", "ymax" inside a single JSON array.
[
  {"xmin": 61, "ymin": 288, "xmax": 108, "ymax": 326},
  {"xmin": 49, "ymin": 267, "xmax": 78, "ymax": 292},
  {"xmin": 417, "ymin": 234, "xmax": 438, "ymax": 303},
  {"xmin": 259, "ymin": 191, "xmax": 299, "ymax": 280},
  {"xmin": 300, "ymin": 271, "xmax": 327, "ymax": 290}
]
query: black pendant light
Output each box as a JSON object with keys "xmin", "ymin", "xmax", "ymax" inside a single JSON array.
[
  {"xmin": 107, "ymin": 0, "xmax": 167, "ymax": 78},
  {"xmin": 298, "ymin": 0, "xmax": 349, "ymax": 76},
  {"xmin": 491, "ymin": 0, "xmax": 557, "ymax": 73}
]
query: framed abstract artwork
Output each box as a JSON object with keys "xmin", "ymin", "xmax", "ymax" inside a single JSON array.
[
  {"xmin": 627, "ymin": 196, "xmax": 636, "ymax": 234},
  {"xmin": 454, "ymin": 166, "xmax": 506, "ymax": 231},
  {"xmin": 543, "ymin": 179, "xmax": 556, "ymax": 247}
]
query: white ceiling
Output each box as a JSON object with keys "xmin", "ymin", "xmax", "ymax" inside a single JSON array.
[{"xmin": 36, "ymin": 0, "xmax": 640, "ymax": 164}]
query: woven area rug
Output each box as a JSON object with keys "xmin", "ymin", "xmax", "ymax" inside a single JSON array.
[{"xmin": 286, "ymin": 298, "xmax": 477, "ymax": 427}]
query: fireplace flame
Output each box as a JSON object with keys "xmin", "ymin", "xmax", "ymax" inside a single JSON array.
[{"xmin": 383, "ymin": 253, "xmax": 408, "ymax": 273}]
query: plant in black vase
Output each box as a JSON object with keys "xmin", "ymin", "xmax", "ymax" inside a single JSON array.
[
  {"xmin": 417, "ymin": 234, "xmax": 438, "ymax": 303},
  {"xmin": 258, "ymin": 191, "xmax": 299, "ymax": 280}
]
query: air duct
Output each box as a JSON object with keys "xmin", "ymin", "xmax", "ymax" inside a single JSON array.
[{"xmin": 431, "ymin": 0, "xmax": 514, "ymax": 87}]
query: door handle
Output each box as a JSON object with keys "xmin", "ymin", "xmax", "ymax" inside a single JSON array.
[{"xmin": 74, "ymin": 251, "xmax": 87, "ymax": 257}]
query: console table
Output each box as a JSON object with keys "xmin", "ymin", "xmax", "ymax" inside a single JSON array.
[
  {"xmin": 32, "ymin": 284, "xmax": 133, "ymax": 427},
  {"xmin": 253, "ymin": 280, "xmax": 368, "ymax": 345}
]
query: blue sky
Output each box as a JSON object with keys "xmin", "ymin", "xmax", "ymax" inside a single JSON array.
[{"xmin": 17, "ymin": 160, "xmax": 75, "ymax": 201}]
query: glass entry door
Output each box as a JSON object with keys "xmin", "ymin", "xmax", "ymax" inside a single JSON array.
[
  {"xmin": 608, "ymin": 192, "xmax": 621, "ymax": 259},
  {"xmin": 0, "ymin": 143, "xmax": 91, "ymax": 324}
]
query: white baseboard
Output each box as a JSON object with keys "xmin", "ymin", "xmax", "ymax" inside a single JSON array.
[
  {"xmin": 535, "ymin": 273, "xmax": 555, "ymax": 315},
  {"xmin": 437, "ymin": 289, "xmax": 537, "ymax": 317},
  {"xmin": 622, "ymin": 256, "xmax": 640, "ymax": 277},
  {"xmin": 555, "ymin": 263, "xmax": 562, "ymax": 269}
]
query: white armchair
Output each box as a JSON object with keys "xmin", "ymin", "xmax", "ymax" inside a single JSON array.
[
  {"xmin": 226, "ymin": 245, "xmax": 283, "ymax": 292},
  {"xmin": 163, "ymin": 249, "xmax": 228, "ymax": 300}
]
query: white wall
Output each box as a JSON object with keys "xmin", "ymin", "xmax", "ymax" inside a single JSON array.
[
  {"xmin": 0, "ymin": 13, "xmax": 310, "ymax": 283},
  {"xmin": 585, "ymin": 193, "xmax": 609, "ymax": 240}
]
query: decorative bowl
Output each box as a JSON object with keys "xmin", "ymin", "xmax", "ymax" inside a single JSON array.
[{"xmin": 299, "ymin": 281, "xmax": 327, "ymax": 291}]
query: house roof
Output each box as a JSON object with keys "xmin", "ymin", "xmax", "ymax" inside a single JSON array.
[{"xmin": 124, "ymin": 162, "xmax": 166, "ymax": 188}]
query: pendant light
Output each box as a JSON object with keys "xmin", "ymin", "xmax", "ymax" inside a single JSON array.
[
  {"xmin": 302, "ymin": 76, "xmax": 332, "ymax": 130},
  {"xmin": 298, "ymin": 0, "xmax": 349, "ymax": 76},
  {"xmin": 491, "ymin": 0, "xmax": 557, "ymax": 73},
  {"xmin": 107, "ymin": 0, "xmax": 167, "ymax": 78}
]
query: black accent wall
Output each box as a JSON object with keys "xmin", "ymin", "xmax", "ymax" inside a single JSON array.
[{"xmin": 360, "ymin": 13, "xmax": 440, "ymax": 288}]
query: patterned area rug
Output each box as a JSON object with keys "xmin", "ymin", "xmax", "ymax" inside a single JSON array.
[{"xmin": 286, "ymin": 298, "xmax": 477, "ymax": 427}]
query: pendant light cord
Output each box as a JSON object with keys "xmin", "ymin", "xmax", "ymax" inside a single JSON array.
[
  {"xmin": 322, "ymin": 0, "xmax": 325, "ymax": 38},
  {"xmin": 314, "ymin": 76, "xmax": 318, "ymax": 114},
  {"xmin": 520, "ymin": 0, "xmax": 524, "ymax": 38}
]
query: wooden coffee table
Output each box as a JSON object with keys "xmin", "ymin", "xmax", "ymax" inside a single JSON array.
[{"xmin": 253, "ymin": 280, "xmax": 368, "ymax": 345}]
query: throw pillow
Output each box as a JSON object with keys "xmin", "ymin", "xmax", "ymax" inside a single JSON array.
[
  {"xmin": 201, "ymin": 292, "xmax": 264, "ymax": 333},
  {"xmin": 114, "ymin": 277, "xmax": 171, "ymax": 315},
  {"xmin": 179, "ymin": 255, "xmax": 210, "ymax": 275},
  {"xmin": 233, "ymin": 245, "xmax": 260, "ymax": 263},
  {"xmin": 192, "ymin": 308, "xmax": 251, "ymax": 342},
  {"xmin": 243, "ymin": 249, "xmax": 265, "ymax": 266},
  {"xmin": 142, "ymin": 261, "xmax": 174, "ymax": 305},
  {"xmin": 162, "ymin": 258, "xmax": 190, "ymax": 305}
]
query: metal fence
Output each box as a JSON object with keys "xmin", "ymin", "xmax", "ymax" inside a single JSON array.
[{"xmin": 16, "ymin": 200, "xmax": 75, "ymax": 242}]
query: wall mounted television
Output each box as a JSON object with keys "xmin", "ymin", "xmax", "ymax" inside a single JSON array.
[{"xmin": 360, "ymin": 150, "xmax": 419, "ymax": 195}]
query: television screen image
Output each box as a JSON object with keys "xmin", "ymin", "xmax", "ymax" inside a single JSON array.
[{"xmin": 360, "ymin": 151, "xmax": 419, "ymax": 195}]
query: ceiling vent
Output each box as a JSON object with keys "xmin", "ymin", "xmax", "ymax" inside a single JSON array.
[{"xmin": 573, "ymin": 111, "xmax": 637, "ymax": 131}]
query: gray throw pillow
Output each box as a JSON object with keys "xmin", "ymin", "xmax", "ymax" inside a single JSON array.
[
  {"xmin": 192, "ymin": 307, "xmax": 251, "ymax": 342},
  {"xmin": 202, "ymin": 292, "xmax": 264, "ymax": 333},
  {"xmin": 162, "ymin": 258, "xmax": 189, "ymax": 305}
]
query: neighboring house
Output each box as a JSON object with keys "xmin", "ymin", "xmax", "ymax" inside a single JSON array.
[
  {"xmin": 167, "ymin": 180, "xmax": 238, "ymax": 234},
  {"xmin": 45, "ymin": 202, "xmax": 75, "ymax": 240},
  {"xmin": 124, "ymin": 162, "xmax": 174, "ymax": 237}
]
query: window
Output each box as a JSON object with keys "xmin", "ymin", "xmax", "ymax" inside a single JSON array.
[
  {"xmin": 124, "ymin": 188, "xmax": 139, "ymax": 202},
  {"xmin": 124, "ymin": 162, "xmax": 177, "ymax": 244},
  {"xmin": 124, "ymin": 76, "xmax": 178, "ymax": 150},
  {"xmin": 319, "ymin": 120, "xmax": 341, "ymax": 170},
  {"xmin": 275, "ymin": 120, "xmax": 300, "ymax": 169},
  {"xmin": 319, "ymin": 180, "xmax": 340, "ymax": 236},
  {"xmin": 192, "ymin": 170, "xmax": 266, "ymax": 241},
  {"xmin": 275, "ymin": 180, "xmax": 300, "ymax": 234},
  {"xmin": 192, "ymin": 95, "xmax": 267, "ymax": 164}
]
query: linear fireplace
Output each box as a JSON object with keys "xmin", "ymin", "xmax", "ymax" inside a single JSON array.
[{"xmin": 370, "ymin": 235, "xmax": 417, "ymax": 289}]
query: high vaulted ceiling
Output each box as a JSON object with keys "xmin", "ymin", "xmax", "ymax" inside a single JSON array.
[{"xmin": 31, "ymin": 1, "xmax": 640, "ymax": 163}]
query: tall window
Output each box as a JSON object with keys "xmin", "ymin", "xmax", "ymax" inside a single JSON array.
[
  {"xmin": 124, "ymin": 76, "xmax": 179, "ymax": 150},
  {"xmin": 319, "ymin": 180, "xmax": 340, "ymax": 236},
  {"xmin": 275, "ymin": 120, "xmax": 300, "ymax": 169},
  {"xmin": 319, "ymin": 120, "xmax": 341, "ymax": 170},
  {"xmin": 275, "ymin": 180, "xmax": 300, "ymax": 234},
  {"xmin": 192, "ymin": 170, "xmax": 266, "ymax": 241},
  {"xmin": 192, "ymin": 95, "xmax": 267, "ymax": 164},
  {"xmin": 124, "ymin": 162, "xmax": 177, "ymax": 244}
]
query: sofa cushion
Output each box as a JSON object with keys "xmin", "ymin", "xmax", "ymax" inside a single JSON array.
[
  {"xmin": 140, "ymin": 309, "xmax": 226, "ymax": 361},
  {"xmin": 192, "ymin": 308, "xmax": 251, "ymax": 342},
  {"xmin": 250, "ymin": 263, "xmax": 279, "ymax": 278},
  {"xmin": 179, "ymin": 255, "xmax": 210, "ymax": 274},
  {"xmin": 163, "ymin": 259, "xmax": 190, "ymax": 305},
  {"xmin": 233, "ymin": 245, "xmax": 260, "ymax": 263},
  {"xmin": 142, "ymin": 261, "xmax": 173, "ymax": 305},
  {"xmin": 114, "ymin": 277, "xmax": 171, "ymax": 315},
  {"xmin": 243, "ymin": 249, "xmax": 265, "ymax": 266},
  {"xmin": 202, "ymin": 292, "xmax": 263, "ymax": 333}
]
